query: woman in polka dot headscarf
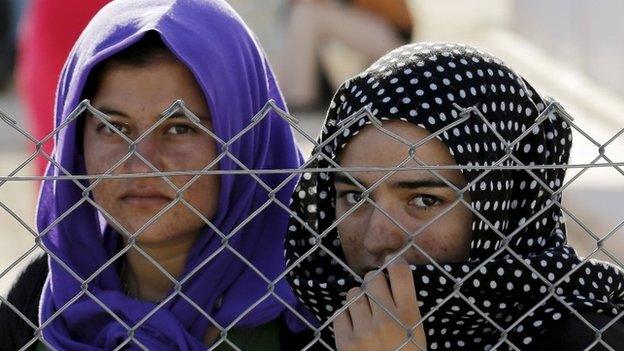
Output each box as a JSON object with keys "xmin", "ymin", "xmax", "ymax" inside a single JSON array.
[{"xmin": 285, "ymin": 43, "xmax": 624, "ymax": 350}]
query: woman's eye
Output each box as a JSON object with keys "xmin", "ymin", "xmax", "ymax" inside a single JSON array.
[
  {"xmin": 98, "ymin": 122, "xmax": 129, "ymax": 135},
  {"xmin": 166, "ymin": 124, "xmax": 194, "ymax": 135},
  {"xmin": 344, "ymin": 192, "xmax": 364, "ymax": 205},
  {"xmin": 410, "ymin": 195, "xmax": 441, "ymax": 209}
]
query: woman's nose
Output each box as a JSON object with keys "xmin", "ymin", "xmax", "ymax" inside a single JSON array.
[
  {"xmin": 125, "ymin": 136, "xmax": 163, "ymax": 173},
  {"xmin": 362, "ymin": 204, "xmax": 408, "ymax": 259}
]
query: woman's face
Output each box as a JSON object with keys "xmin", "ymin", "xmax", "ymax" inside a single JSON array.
[
  {"xmin": 83, "ymin": 55, "xmax": 220, "ymax": 244},
  {"xmin": 335, "ymin": 121, "xmax": 473, "ymax": 275}
]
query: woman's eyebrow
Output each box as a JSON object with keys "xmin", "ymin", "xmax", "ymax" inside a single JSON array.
[
  {"xmin": 334, "ymin": 173, "xmax": 456, "ymax": 189},
  {"xmin": 92, "ymin": 106, "xmax": 129, "ymax": 118},
  {"xmin": 166, "ymin": 111, "xmax": 211, "ymax": 121},
  {"xmin": 393, "ymin": 179, "xmax": 452, "ymax": 189},
  {"xmin": 334, "ymin": 173, "xmax": 366, "ymax": 187},
  {"xmin": 90, "ymin": 107, "xmax": 210, "ymax": 121}
]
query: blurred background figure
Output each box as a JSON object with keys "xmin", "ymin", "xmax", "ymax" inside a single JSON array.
[
  {"xmin": 16, "ymin": 0, "xmax": 110, "ymax": 175},
  {"xmin": 0, "ymin": 0, "xmax": 15, "ymax": 92},
  {"xmin": 276, "ymin": 0, "xmax": 414, "ymax": 110},
  {"xmin": 227, "ymin": 0, "xmax": 287, "ymax": 65},
  {"xmin": 0, "ymin": 1, "xmax": 8, "ymax": 85}
]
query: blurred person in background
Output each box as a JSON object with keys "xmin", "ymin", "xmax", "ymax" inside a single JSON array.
[
  {"xmin": 0, "ymin": 0, "xmax": 14, "ymax": 91},
  {"xmin": 278, "ymin": 0, "xmax": 414, "ymax": 111},
  {"xmin": 16, "ymin": 0, "xmax": 110, "ymax": 175}
]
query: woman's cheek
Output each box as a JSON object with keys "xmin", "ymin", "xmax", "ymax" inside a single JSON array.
[
  {"xmin": 87, "ymin": 142, "xmax": 131, "ymax": 175},
  {"xmin": 339, "ymin": 227, "xmax": 363, "ymax": 264}
]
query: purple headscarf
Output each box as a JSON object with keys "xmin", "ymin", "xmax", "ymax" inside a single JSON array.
[{"xmin": 37, "ymin": 0, "xmax": 305, "ymax": 348}]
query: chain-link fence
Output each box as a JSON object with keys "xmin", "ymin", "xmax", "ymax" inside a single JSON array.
[{"xmin": 0, "ymin": 96, "xmax": 623, "ymax": 350}]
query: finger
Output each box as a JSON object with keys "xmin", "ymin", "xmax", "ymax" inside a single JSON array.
[
  {"xmin": 362, "ymin": 269, "xmax": 395, "ymax": 319},
  {"xmin": 333, "ymin": 305, "xmax": 354, "ymax": 349},
  {"xmin": 386, "ymin": 258, "xmax": 428, "ymax": 347},
  {"xmin": 386, "ymin": 258, "xmax": 419, "ymax": 319},
  {"xmin": 345, "ymin": 286, "xmax": 373, "ymax": 332}
]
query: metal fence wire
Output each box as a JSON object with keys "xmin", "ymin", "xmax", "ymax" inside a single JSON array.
[{"xmin": 0, "ymin": 98, "xmax": 623, "ymax": 351}]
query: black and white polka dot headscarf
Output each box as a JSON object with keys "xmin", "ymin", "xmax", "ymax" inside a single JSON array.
[{"xmin": 285, "ymin": 43, "xmax": 624, "ymax": 350}]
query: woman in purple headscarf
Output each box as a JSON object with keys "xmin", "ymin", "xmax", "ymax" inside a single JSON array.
[{"xmin": 0, "ymin": 0, "xmax": 319, "ymax": 349}]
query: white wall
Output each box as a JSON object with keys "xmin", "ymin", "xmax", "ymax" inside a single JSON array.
[
  {"xmin": 513, "ymin": 0, "xmax": 624, "ymax": 97},
  {"xmin": 409, "ymin": 0, "xmax": 513, "ymax": 40}
]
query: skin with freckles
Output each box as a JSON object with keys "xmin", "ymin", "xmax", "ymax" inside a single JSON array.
[
  {"xmin": 333, "ymin": 120, "xmax": 473, "ymax": 350},
  {"xmin": 335, "ymin": 120, "xmax": 473, "ymax": 276},
  {"xmin": 83, "ymin": 54, "xmax": 219, "ymax": 246}
]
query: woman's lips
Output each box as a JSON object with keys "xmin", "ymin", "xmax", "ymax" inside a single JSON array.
[
  {"xmin": 121, "ymin": 196, "xmax": 172, "ymax": 207},
  {"xmin": 120, "ymin": 190, "xmax": 173, "ymax": 207}
]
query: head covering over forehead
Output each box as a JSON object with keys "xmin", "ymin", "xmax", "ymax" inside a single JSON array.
[
  {"xmin": 38, "ymin": 0, "xmax": 305, "ymax": 349},
  {"xmin": 285, "ymin": 43, "xmax": 624, "ymax": 349}
]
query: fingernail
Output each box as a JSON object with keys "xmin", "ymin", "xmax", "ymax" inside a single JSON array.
[{"xmin": 363, "ymin": 270, "xmax": 376, "ymax": 282}]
